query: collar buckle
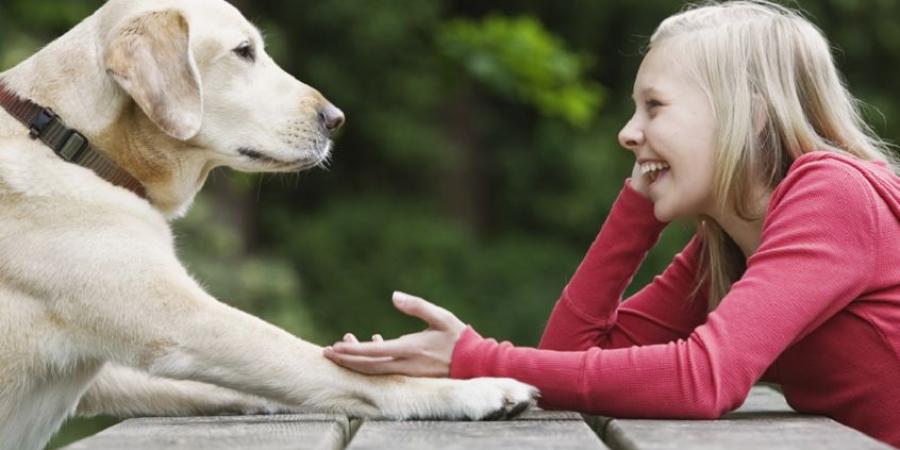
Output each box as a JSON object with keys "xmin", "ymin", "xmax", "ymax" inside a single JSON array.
[
  {"xmin": 28, "ymin": 107, "xmax": 57, "ymax": 139},
  {"xmin": 57, "ymin": 130, "xmax": 89, "ymax": 162}
]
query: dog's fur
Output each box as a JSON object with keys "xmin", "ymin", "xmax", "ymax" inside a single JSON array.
[{"xmin": 0, "ymin": 2, "xmax": 536, "ymax": 449}]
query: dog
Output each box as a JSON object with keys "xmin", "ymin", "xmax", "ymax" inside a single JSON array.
[{"xmin": 0, "ymin": 1, "xmax": 537, "ymax": 449}]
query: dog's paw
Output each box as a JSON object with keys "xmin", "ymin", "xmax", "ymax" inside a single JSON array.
[
  {"xmin": 446, "ymin": 377, "xmax": 538, "ymax": 420},
  {"xmin": 380, "ymin": 377, "xmax": 538, "ymax": 421}
]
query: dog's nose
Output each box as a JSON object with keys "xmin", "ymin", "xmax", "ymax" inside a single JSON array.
[{"xmin": 318, "ymin": 102, "xmax": 345, "ymax": 132}]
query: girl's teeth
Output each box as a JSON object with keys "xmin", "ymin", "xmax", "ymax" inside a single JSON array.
[{"xmin": 640, "ymin": 162, "xmax": 670, "ymax": 177}]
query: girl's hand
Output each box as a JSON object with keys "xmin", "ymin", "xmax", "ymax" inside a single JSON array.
[
  {"xmin": 629, "ymin": 160, "xmax": 652, "ymax": 199},
  {"xmin": 323, "ymin": 291, "xmax": 466, "ymax": 377}
]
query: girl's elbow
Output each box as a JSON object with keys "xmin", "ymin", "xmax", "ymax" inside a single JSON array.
[
  {"xmin": 689, "ymin": 387, "xmax": 748, "ymax": 419},
  {"xmin": 688, "ymin": 401, "xmax": 730, "ymax": 419}
]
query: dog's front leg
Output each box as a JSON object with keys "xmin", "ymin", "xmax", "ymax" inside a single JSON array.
[
  {"xmin": 61, "ymin": 260, "xmax": 534, "ymax": 420},
  {"xmin": 76, "ymin": 363, "xmax": 297, "ymax": 418}
]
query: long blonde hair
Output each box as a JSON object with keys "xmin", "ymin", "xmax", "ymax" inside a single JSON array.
[{"xmin": 647, "ymin": 0, "xmax": 899, "ymax": 309}]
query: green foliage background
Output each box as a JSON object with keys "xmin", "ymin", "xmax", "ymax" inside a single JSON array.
[{"xmin": 1, "ymin": 0, "xmax": 897, "ymax": 447}]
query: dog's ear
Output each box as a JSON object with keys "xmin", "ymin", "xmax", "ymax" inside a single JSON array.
[{"xmin": 104, "ymin": 10, "xmax": 202, "ymax": 141}]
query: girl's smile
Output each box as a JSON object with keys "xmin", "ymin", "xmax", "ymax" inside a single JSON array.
[{"xmin": 640, "ymin": 160, "xmax": 670, "ymax": 185}]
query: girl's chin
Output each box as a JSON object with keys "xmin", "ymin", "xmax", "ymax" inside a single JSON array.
[
  {"xmin": 653, "ymin": 213, "xmax": 673, "ymax": 223},
  {"xmin": 652, "ymin": 201, "xmax": 680, "ymax": 223},
  {"xmin": 652, "ymin": 204, "xmax": 670, "ymax": 222}
]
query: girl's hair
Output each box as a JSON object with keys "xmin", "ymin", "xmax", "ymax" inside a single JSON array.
[{"xmin": 647, "ymin": 0, "xmax": 899, "ymax": 309}]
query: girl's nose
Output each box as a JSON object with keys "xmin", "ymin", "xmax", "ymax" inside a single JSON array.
[{"xmin": 618, "ymin": 115, "xmax": 644, "ymax": 151}]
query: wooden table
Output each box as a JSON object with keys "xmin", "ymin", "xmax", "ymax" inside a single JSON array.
[{"xmin": 62, "ymin": 386, "xmax": 893, "ymax": 449}]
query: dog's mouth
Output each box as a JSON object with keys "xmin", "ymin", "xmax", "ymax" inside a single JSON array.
[{"xmin": 237, "ymin": 142, "xmax": 331, "ymax": 171}]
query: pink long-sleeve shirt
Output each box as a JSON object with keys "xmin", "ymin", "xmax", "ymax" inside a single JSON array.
[{"xmin": 450, "ymin": 151, "xmax": 900, "ymax": 446}]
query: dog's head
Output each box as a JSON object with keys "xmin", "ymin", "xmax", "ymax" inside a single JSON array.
[{"xmin": 99, "ymin": 0, "xmax": 343, "ymax": 174}]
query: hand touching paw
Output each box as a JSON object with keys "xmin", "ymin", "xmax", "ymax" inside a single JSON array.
[{"xmin": 324, "ymin": 291, "xmax": 465, "ymax": 377}]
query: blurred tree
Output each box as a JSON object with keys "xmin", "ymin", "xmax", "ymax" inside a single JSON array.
[{"xmin": 437, "ymin": 15, "xmax": 603, "ymax": 127}]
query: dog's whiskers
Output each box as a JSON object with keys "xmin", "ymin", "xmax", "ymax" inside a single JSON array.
[{"xmin": 256, "ymin": 173, "xmax": 265, "ymax": 201}]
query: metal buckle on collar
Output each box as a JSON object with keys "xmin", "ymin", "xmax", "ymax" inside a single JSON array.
[
  {"xmin": 57, "ymin": 130, "xmax": 89, "ymax": 162},
  {"xmin": 28, "ymin": 107, "xmax": 56, "ymax": 139}
]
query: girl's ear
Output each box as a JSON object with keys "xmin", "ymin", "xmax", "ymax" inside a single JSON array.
[{"xmin": 751, "ymin": 94, "xmax": 769, "ymax": 136}]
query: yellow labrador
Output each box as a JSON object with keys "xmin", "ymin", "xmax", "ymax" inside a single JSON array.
[{"xmin": 0, "ymin": 1, "xmax": 536, "ymax": 449}]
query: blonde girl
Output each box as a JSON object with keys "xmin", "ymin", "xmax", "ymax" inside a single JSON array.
[{"xmin": 326, "ymin": 1, "xmax": 900, "ymax": 445}]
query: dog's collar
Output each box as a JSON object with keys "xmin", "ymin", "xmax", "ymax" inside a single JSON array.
[{"xmin": 0, "ymin": 82, "xmax": 146, "ymax": 198}]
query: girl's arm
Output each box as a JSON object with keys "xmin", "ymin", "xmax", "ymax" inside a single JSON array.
[
  {"xmin": 538, "ymin": 176, "xmax": 708, "ymax": 352},
  {"xmin": 451, "ymin": 159, "xmax": 877, "ymax": 417}
]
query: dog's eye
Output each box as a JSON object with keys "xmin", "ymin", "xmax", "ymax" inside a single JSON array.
[{"xmin": 232, "ymin": 42, "xmax": 255, "ymax": 62}]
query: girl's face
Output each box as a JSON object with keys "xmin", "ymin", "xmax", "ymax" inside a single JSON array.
[{"xmin": 618, "ymin": 44, "xmax": 719, "ymax": 222}]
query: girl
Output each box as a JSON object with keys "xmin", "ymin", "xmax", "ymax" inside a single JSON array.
[{"xmin": 324, "ymin": 1, "xmax": 900, "ymax": 446}]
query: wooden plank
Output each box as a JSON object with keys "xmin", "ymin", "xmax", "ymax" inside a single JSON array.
[
  {"xmin": 602, "ymin": 415, "xmax": 893, "ymax": 450},
  {"xmin": 516, "ymin": 409, "xmax": 584, "ymax": 421},
  {"xmin": 346, "ymin": 412, "xmax": 609, "ymax": 450},
  {"xmin": 61, "ymin": 414, "xmax": 353, "ymax": 450},
  {"xmin": 592, "ymin": 386, "xmax": 893, "ymax": 450}
]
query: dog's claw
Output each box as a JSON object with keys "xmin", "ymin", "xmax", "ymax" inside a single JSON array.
[
  {"xmin": 483, "ymin": 408, "xmax": 506, "ymax": 421},
  {"xmin": 505, "ymin": 400, "xmax": 531, "ymax": 419},
  {"xmin": 464, "ymin": 378, "xmax": 538, "ymax": 421}
]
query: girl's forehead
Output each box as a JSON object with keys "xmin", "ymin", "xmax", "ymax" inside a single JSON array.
[{"xmin": 633, "ymin": 45, "xmax": 694, "ymax": 96}]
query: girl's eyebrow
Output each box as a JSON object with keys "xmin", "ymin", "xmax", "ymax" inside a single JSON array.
[{"xmin": 632, "ymin": 86, "xmax": 662, "ymax": 101}]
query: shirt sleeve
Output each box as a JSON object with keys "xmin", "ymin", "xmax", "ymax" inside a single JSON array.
[
  {"xmin": 450, "ymin": 159, "xmax": 877, "ymax": 418},
  {"xmin": 539, "ymin": 179, "xmax": 708, "ymax": 352}
]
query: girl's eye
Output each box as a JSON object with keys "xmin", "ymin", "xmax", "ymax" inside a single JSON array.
[
  {"xmin": 646, "ymin": 99, "xmax": 663, "ymax": 109},
  {"xmin": 233, "ymin": 42, "xmax": 255, "ymax": 62}
]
